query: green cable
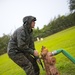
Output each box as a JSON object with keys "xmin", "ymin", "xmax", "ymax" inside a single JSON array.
[{"xmin": 52, "ymin": 49, "xmax": 75, "ymax": 64}]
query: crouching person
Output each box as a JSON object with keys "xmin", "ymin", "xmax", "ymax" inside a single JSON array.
[{"xmin": 7, "ymin": 16, "xmax": 40, "ymax": 75}]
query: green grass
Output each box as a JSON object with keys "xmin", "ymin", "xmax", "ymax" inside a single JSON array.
[{"xmin": 0, "ymin": 26, "xmax": 75, "ymax": 75}]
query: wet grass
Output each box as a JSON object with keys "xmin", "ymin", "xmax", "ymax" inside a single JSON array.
[{"xmin": 0, "ymin": 26, "xmax": 75, "ymax": 75}]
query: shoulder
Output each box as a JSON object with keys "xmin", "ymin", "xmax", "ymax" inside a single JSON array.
[
  {"xmin": 16, "ymin": 26, "xmax": 26, "ymax": 37},
  {"xmin": 12, "ymin": 26, "xmax": 25, "ymax": 36},
  {"xmin": 16, "ymin": 26, "xmax": 24, "ymax": 32},
  {"xmin": 14, "ymin": 26, "xmax": 25, "ymax": 34}
]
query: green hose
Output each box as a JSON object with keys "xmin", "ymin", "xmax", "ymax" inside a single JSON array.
[{"xmin": 52, "ymin": 49, "xmax": 75, "ymax": 64}]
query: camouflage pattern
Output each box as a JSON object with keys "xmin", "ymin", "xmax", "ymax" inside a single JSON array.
[
  {"xmin": 9, "ymin": 52, "xmax": 40, "ymax": 75},
  {"xmin": 7, "ymin": 16, "xmax": 40, "ymax": 75}
]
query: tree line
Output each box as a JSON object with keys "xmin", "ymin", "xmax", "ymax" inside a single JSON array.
[
  {"xmin": 33, "ymin": 12, "xmax": 75, "ymax": 40},
  {"xmin": 33, "ymin": 0, "xmax": 75, "ymax": 40}
]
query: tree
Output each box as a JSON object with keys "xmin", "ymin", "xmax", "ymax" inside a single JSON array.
[
  {"xmin": 0, "ymin": 35, "xmax": 10, "ymax": 55},
  {"xmin": 69, "ymin": 0, "xmax": 75, "ymax": 12}
]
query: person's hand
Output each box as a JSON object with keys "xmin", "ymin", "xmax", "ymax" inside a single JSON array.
[
  {"xmin": 36, "ymin": 58, "xmax": 41, "ymax": 64},
  {"xmin": 34, "ymin": 50, "xmax": 39, "ymax": 57}
]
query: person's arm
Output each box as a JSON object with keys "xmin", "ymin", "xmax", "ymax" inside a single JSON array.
[
  {"xmin": 28, "ymin": 33, "xmax": 40, "ymax": 57},
  {"xmin": 29, "ymin": 33, "xmax": 35, "ymax": 50},
  {"xmin": 17, "ymin": 30, "xmax": 34, "ymax": 55}
]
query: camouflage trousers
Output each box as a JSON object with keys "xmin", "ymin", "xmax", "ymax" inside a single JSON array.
[{"xmin": 8, "ymin": 50, "xmax": 40, "ymax": 75}]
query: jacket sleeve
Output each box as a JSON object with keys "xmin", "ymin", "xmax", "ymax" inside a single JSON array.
[
  {"xmin": 29, "ymin": 33, "xmax": 35, "ymax": 50},
  {"xmin": 17, "ymin": 30, "xmax": 34, "ymax": 55}
]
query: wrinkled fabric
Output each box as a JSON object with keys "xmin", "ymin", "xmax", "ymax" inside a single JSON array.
[{"xmin": 7, "ymin": 16, "xmax": 36, "ymax": 55}]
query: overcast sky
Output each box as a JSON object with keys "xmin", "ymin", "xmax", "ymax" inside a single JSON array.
[{"xmin": 0, "ymin": 0, "xmax": 70, "ymax": 37}]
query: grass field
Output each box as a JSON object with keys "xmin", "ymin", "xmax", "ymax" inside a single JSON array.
[{"xmin": 0, "ymin": 26, "xmax": 75, "ymax": 75}]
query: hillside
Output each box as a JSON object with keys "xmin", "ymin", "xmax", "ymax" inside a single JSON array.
[{"xmin": 0, "ymin": 26, "xmax": 75, "ymax": 75}]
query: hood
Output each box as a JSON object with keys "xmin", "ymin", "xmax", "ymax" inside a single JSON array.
[{"xmin": 23, "ymin": 16, "xmax": 36, "ymax": 29}]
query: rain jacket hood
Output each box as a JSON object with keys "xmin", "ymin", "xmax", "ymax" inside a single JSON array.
[{"xmin": 23, "ymin": 16, "xmax": 36, "ymax": 30}]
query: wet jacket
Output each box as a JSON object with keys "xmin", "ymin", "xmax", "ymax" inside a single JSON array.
[{"xmin": 7, "ymin": 16, "xmax": 36, "ymax": 55}]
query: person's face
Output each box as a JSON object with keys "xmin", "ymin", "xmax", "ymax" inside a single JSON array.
[{"xmin": 31, "ymin": 21, "xmax": 35, "ymax": 28}]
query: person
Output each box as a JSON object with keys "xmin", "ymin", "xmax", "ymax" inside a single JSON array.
[{"xmin": 7, "ymin": 16, "xmax": 40, "ymax": 75}]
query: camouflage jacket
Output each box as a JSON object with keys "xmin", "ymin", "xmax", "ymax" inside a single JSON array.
[{"xmin": 7, "ymin": 16, "xmax": 36, "ymax": 55}]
